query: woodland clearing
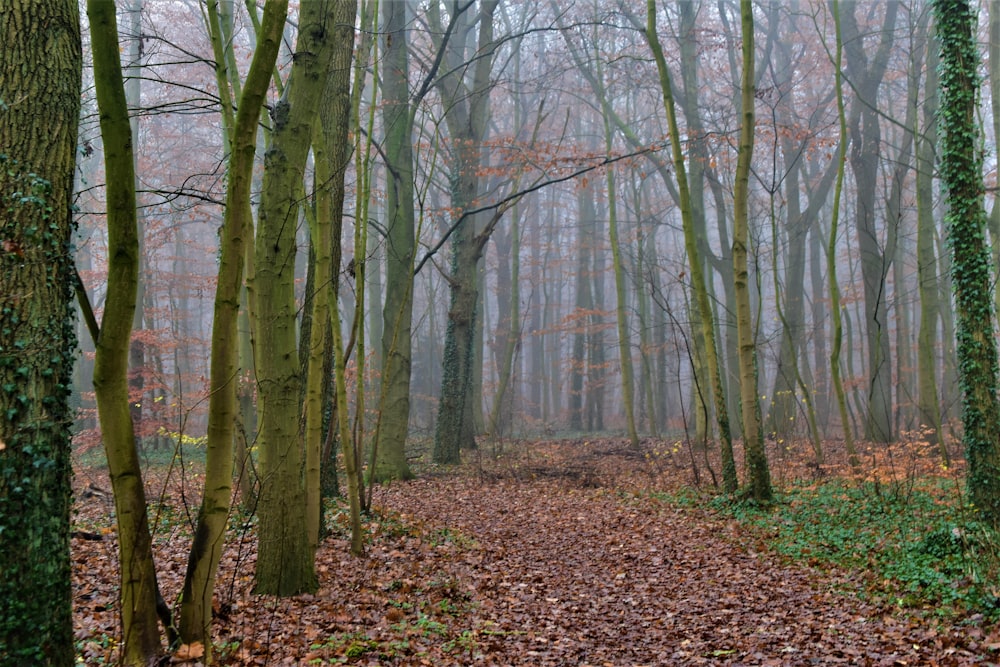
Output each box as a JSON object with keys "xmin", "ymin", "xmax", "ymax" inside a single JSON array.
[{"xmin": 71, "ymin": 438, "xmax": 1000, "ymax": 666}]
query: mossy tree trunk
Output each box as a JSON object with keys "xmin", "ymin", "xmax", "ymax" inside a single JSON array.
[
  {"xmin": 0, "ymin": 1, "xmax": 80, "ymax": 663},
  {"xmin": 732, "ymin": 0, "xmax": 771, "ymax": 502},
  {"xmin": 645, "ymin": 0, "xmax": 737, "ymax": 493},
  {"xmin": 252, "ymin": 1, "xmax": 334, "ymax": 596},
  {"xmin": 373, "ymin": 0, "xmax": 417, "ymax": 480},
  {"xmin": 87, "ymin": 1, "xmax": 166, "ymax": 662},
  {"xmin": 177, "ymin": 0, "xmax": 287, "ymax": 650}
]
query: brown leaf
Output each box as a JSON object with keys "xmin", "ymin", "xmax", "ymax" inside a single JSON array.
[
  {"xmin": 172, "ymin": 642, "xmax": 205, "ymax": 662},
  {"xmin": 1, "ymin": 239, "xmax": 24, "ymax": 258}
]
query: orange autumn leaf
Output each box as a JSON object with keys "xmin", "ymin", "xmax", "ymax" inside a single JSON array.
[{"xmin": 172, "ymin": 642, "xmax": 205, "ymax": 662}]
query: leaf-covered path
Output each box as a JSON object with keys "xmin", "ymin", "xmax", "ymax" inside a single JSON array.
[
  {"xmin": 73, "ymin": 441, "xmax": 994, "ymax": 665},
  {"xmin": 373, "ymin": 475, "xmax": 981, "ymax": 666}
]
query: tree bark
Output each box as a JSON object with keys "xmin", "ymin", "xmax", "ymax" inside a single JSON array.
[
  {"xmin": 433, "ymin": 0, "xmax": 499, "ymax": 463},
  {"xmin": 0, "ymin": 1, "xmax": 80, "ymax": 663},
  {"xmin": 87, "ymin": 0, "xmax": 168, "ymax": 661},
  {"xmin": 373, "ymin": 0, "xmax": 417, "ymax": 480},
  {"xmin": 732, "ymin": 0, "xmax": 771, "ymax": 502},
  {"xmin": 646, "ymin": 0, "xmax": 737, "ymax": 492},
  {"xmin": 178, "ymin": 0, "xmax": 287, "ymax": 647},
  {"xmin": 840, "ymin": 0, "xmax": 898, "ymax": 444},
  {"xmin": 253, "ymin": 1, "xmax": 335, "ymax": 596}
]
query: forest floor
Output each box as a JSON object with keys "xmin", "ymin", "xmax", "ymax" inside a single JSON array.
[{"xmin": 72, "ymin": 436, "xmax": 1000, "ymax": 666}]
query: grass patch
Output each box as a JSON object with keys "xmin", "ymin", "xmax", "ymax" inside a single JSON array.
[{"xmin": 706, "ymin": 478, "xmax": 1000, "ymax": 618}]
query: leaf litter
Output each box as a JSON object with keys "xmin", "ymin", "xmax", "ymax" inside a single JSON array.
[{"xmin": 72, "ymin": 438, "xmax": 998, "ymax": 665}]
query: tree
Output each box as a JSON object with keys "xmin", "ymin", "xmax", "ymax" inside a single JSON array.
[
  {"xmin": 373, "ymin": 0, "xmax": 418, "ymax": 480},
  {"xmin": 644, "ymin": 0, "xmax": 738, "ymax": 493},
  {"xmin": 308, "ymin": 0, "xmax": 362, "ymax": 554},
  {"xmin": 252, "ymin": 0, "xmax": 336, "ymax": 596},
  {"xmin": 933, "ymin": 0, "xmax": 1000, "ymax": 525},
  {"xmin": 839, "ymin": 0, "xmax": 898, "ymax": 444},
  {"xmin": 177, "ymin": 0, "xmax": 288, "ymax": 649},
  {"xmin": 432, "ymin": 0, "xmax": 500, "ymax": 464},
  {"xmin": 915, "ymin": 35, "xmax": 943, "ymax": 457},
  {"xmin": 0, "ymin": 1, "xmax": 81, "ymax": 663},
  {"xmin": 732, "ymin": 0, "xmax": 771, "ymax": 502},
  {"xmin": 828, "ymin": 0, "xmax": 860, "ymax": 470},
  {"xmin": 88, "ymin": 0, "xmax": 165, "ymax": 661}
]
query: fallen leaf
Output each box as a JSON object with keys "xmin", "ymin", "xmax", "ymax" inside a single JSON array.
[{"xmin": 172, "ymin": 642, "xmax": 205, "ymax": 662}]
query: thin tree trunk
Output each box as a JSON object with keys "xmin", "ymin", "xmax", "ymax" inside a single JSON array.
[
  {"xmin": 917, "ymin": 7, "xmax": 942, "ymax": 457},
  {"xmin": 829, "ymin": 0, "xmax": 859, "ymax": 470},
  {"xmin": 646, "ymin": 0, "xmax": 737, "ymax": 492},
  {"xmin": 732, "ymin": 0, "xmax": 771, "ymax": 501},
  {"xmin": 87, "ymin": 0, "xmax": 164, "ymax": 660},
  {"xmin": 310, "ymin": 0, "xmax": 360, "ymax": 553},
  {"xmin": 177, "ymin": 0, "xmax": 286, "ymax": 647}
]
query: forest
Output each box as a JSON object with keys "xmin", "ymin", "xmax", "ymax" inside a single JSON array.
[{"xmin": 4, "ymin": 0, "xmax": 1000, "ymax": 664}]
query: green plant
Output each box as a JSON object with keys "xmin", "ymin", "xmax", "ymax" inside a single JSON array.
[
  {"xmin": 393, "ymin": 613, "xmax": 448, "ymax": 638},
  {"xmin": 442, "ymin": 629, "xmax": 477, "ymax": 654},
  {"xmin": 309, "ymin": 631, "xmax": 378, "ymax": 663},
  {"xmin": 707, "ymin": 479, "xmax": 1000, "ymax": 618}
]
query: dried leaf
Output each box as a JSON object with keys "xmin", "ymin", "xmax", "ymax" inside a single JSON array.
[{"xmin": 172, "ymin": 642, "xmax": 205, "ymax": 662}]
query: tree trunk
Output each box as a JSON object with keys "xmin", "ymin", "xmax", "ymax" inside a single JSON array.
[
  {"xmin": 646, "ymin": 0, "xmax": 737, "ymax": 492},
  {"xmin": 310, "ymin": 0, "xmax": 361, "ymax": 554},
  {"xmin": 840, "ymin": 0, "xmax": 898, "ymax": 444},
  {"xmin": 433, "ymin": 0, "xmax": 499, "ymax": 463},
  {"xmin": 253, "ymin": 1, "xmax": 335, "ymax": 596},
  {"xmin": 934, "ymin": 0, "xmax": 1000, "ymax": 526},
  {"xmin": 829, "ymin": 0, "xmax": 860, "ymax": 469},
  {"xmin": 732, "ymin": 0, "xmax": 771, "ymax": 502},
  {"xmin": 87, "ymin": 0, "xmax": 167, "ymax": 661},
  {"xmin": 0, "ymin": 2, "xmax": 80, "ymax": 663},
  {"xmin": 602, "ymin": 116, "xmax": 639, "ymax": 448},
  {"xmin": 177, "ymin": 0, "xmax": 287, "ymax": 648},
  {"xmin": 569, "ymin": 159, "xmax": 596, "ymax": 433},
  {"xmin": 373, "ymin": 0, "xmax": 416, "ymax": 480}
]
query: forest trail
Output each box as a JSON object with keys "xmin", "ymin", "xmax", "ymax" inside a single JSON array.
[
  {"xmin": 376, "ymin": 472, "xmax": 979, "ymax": 666},
  {"xmin": 73, "ymin": 441, "xmax": 992, "ymax": 666}
]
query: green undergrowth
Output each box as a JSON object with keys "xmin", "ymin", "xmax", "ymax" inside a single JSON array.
[
  {"xmin": 671, "ymin": 478, "xmax": 1000, "ymax": 619},
  {"xmin": 307, "ymin": 578, "xmax": 479, "ymax": 664}
]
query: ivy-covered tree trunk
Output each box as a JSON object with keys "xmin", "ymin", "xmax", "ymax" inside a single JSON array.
[
  {"xmin": 87, "ymin": 0, "xmax": 166, "ymax": 662},
  {"xmin": 933, "ymin": 0, "xmax": 1000, "ymax": 525},
  {"xmin": 177, "ymin": 0, "xmax": 287, "ymax": 650},
  {"xmin": 252, "ymin": 1, "xmax": 335, "ymax": 596},
  {"xmin": 0, "ymin": 2, "xmax": 80, "ymax": 663},
  {"xmin": 432, "ymin": 0, "xmax": 499, "ymax": 464}
]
